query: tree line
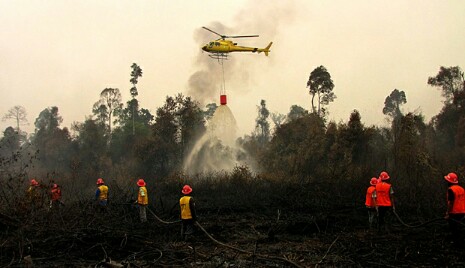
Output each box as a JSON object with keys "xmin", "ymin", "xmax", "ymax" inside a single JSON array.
[{"xmin": 1, "ymin": 64, "xmax": 464, "ymax": 218}]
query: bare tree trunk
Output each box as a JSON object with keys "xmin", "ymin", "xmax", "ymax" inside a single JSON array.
[{"xmin": 311, "ymin": 94, "xmax": 316, "ymax": 114}]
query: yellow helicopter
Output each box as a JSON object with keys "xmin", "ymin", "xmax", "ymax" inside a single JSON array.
[{"xmin": 201, "ymin": 26, "xmax": 272, "ymax": 60}]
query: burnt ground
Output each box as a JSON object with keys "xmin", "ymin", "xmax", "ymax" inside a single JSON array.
[{"xmin": 1, "ymin": 204, "xmax": 464, "ymax": 267}]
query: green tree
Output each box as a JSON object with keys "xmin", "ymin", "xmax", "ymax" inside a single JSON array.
[
  {"xmin": 0, "ymin": 127, "xmax": 21, "ymax": 155},
  {"xmin": 306, "ymin": 66, "xmax": 336, "ymax": 116},
  {"xmin": 144, "ymin": 96, "xmax": 179, "ymax": 176},
  {"xmin": 382, "ymin": 90, "xmax": 407, "ymax": 173},
  {"xmin": 271, "ymin": 112, "xmax": 286, "ymax": 129},
  {"xmin": 176, "ymin": 94, "xmax": 206, "ymax": 158},
  {"xmin": 31, "ymin": 106, "xmax": 72, "ymax": 174},
  {"xmin": 93, "ymin": 103, "xmax": 108, "ymax": 126},
  {"xmin": 263, "ymin": 114, "xmax": 326, "ymax": 176},
  {"xmin": 339, "ymin": 110, "xmax": 374, "ymax": 168},
  {"xmin": 428, "ymin": 66, "xmax": 464, "ymax": 104},
  {"xmin": 394, "ymin": 113, "xmax": 437, "ymax": 213},
  {"xmin": 204, "ymin": 103, "xmax": 218, "ymax": 121},
  {"xmin": 71, "ymin": 118, "xmax": 109, "ymax": 178},
  {"xmin": 117, "ymin": 64, "xmax": 153, "ymax": 135},
  {"xmin": 383, "ymin": 89, "xmax": 406, "ymax": 120},
  {"xmin": 136, "ymin": 94, "xmax": 205, "ymax": 176},
  {"xmin": 287, "ymin": 105, "xmax": 308, "ymax": 122},
  {"xmin": 427, "ymin": 67, "xmax": 465, "ymax": 169},
  {"xmin": 130, "ymin": 63, "xmax": 143, "ymax": 135},
  {"xmin": 34, "ymin": 106, "xmax": 62, "ymax": 132}
]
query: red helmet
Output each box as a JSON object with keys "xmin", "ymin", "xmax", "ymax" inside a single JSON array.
[
  {"xmin": 370, "ymin": 177, "xmax": 378, "ymax": 186},
  {"xmin": 182, "ymin": 185, "xmax": 192, "ymax": 195},
  {"xmin": 96, "ymin": 178, "xmax": 104, "ymax": 185},
  {"xmin": 136, "ymin": 179, "xmax": 146, "ymax": 187},
  {"xmin": 30, "ymin": 179, "xmax": 39, "ymax": 186},
  {"xmin": 52, "ymin": 184, "xmax": 58, "ymax": 189},
  {"xmin": 379, "ymin": 171, "xmax": 390, "ymax": 181},
  {"xmin": 444, "ymin": 172, "xmax": 458, "ymax": 184}
]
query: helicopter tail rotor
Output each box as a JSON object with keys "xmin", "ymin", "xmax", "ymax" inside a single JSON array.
[{"xmin": 264, "ymin": 42, "xmax": 273, "ymax": 56}]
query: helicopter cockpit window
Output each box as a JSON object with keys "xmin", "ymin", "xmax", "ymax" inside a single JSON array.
[
  {"xmin": 215, "ymin": 42, "xmax": 220, "ymax": 46},
  {"xmin": 209, "ymin": 42, "xmax": 214, "ymax": 47}
]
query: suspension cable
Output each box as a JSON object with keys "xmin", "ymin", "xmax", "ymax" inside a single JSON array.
[{"xmin": 221, "ymin": 59, "xmax": 226, "ymax": 95}]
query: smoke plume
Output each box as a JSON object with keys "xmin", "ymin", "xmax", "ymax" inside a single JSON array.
[{"xmin": 187, "ymin": 0, "xmax": 296, "ymax": 105}]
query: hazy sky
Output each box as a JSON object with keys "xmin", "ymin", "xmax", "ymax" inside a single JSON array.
[{"xmin": 1, "ymin": 0, "xmax": 465, "ymax": 136}]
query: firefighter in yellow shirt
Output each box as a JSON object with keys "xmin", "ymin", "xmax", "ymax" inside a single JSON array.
[
  {"xmin": 136, "ymin": 179, "xmax": 148, "ymax": 223},
  {"xmin": 95, "ymin": 178, "xmax": 109, "ymax": 211},
  {"xmin": 180, "ymin": 185, "xmax": 197, "ymax": 240},
  {"xmin": 27, "ymin": 179, "xmax": 44, "ymax": 209}
]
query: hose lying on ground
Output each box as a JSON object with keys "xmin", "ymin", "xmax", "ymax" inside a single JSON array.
[
  {"xmin": 146, "ymin": 208, "xmax": 302, "ymax": 267},
  {"xmin": 147, "ymin": 208, "xmax": 180, "ymax": 224},
  {"xmin": 194, "ymin": 221, "xmax": 303, "ymax": 268},
  {"xmin": 393, "ymin": 210, "xmax": 465, "ymax": 228},
  {"xmin": 393, "ymin": 210, "xmax": 445, "ymax": 228}
]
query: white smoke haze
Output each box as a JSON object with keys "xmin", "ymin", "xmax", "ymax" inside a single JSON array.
[
  {"xmin": 187, "ymin": 1, "xmax": 296, "ymax": 105},
  {"xmin": 184, "ymin": 1, "xmax": 296, "ymax": 174},
  {"xmin": 183, "ymin": 105, "xmax": 244, "ymax": 174}
]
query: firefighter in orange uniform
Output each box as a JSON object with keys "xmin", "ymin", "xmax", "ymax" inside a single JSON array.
[
  {"xmin": 444, "ymin": 172, "xmax": 465, "ymax": 244},
  {"xmin": 374, "ymin": 171, "xmax": 395, "ymax": 232},
  {"xmin": 136, "ymin": 179, "xmax": 148, "ymax": 223},
  {"xmin": 95, "ymin": 178, "xmax": 109, "ymax": 210},
  {"xmin": 365, "ymin": 177, "xmax": 378, "ymax": 229},
  {"xmin": 180, "ymin": 185, "xmax": 197, "ymax": 240},
  {"xmin": 50, "ymin": 183, "xmax": 62, "ymax": 210}
]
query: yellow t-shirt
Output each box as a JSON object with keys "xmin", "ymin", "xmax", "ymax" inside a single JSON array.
[
  {"xmin": 98, "ymin": 185, "xmax": 108, "ymax": 200},
  {"xmin": 137, "ymin": 186, "xmax": 148, "ymax": 205},
  {"xmin": 180, "ymin": 196, "xmax": 192, "ymax": 219}
]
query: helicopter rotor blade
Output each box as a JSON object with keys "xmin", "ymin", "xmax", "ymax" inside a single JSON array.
[
  {"xmin": 202, "ymin": 27, "xmax": 226, "ymax": 39},
  {"xmin": 226, "ymin": 35, "xmax": 259, "ymax": 38}
]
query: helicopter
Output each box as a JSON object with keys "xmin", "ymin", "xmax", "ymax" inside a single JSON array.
[{"xmin": 201, "ymin": 26, "xmax": 272, "ymax": 60}]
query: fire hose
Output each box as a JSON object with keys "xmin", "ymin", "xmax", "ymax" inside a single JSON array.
[
  {"xmin": 392, "ymin": 210, "xmax": 444, "ymax": 228},
  {"xmin": 147, "ymin": 207, "xmax": 181, "ymax": 224},
  {"xmin": 393, "ymin": 210, "xmax": 465, "ymax": 228},
  {"xmin": 146, "ymin": 208, "xmax": 302, "ymax": 268}
]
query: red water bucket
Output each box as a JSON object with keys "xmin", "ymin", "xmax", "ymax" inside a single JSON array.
[{"xmin": 220, "ymin": 95, "xmax": 227, "ymax": 105}]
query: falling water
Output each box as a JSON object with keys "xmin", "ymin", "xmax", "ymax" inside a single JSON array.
[{"xmin": 183, "ymin": 104, "xmax": 244, "ymax": 174}]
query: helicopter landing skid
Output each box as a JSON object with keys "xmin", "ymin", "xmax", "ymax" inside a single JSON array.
[{"xmin": 208, "ymin": 53, "xmax": 228, "ymax": 62}]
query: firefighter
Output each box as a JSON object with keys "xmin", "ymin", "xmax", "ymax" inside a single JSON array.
[
  {"xmin": 95, "ymin": 178, "xmax": 109, "ymax": 210},
  {"xmin": 179, "ymin": 185, "xmax": 197, "ymax": 240},
  {"xmin": 27, "ymin": 179, "xmax": 43, "ymax": 209},
  {"xmin": 136, "ymin": 178, "xmax": 148, "ymax": 223},
  {"xmin": 374, "ymin": 171, "xmax": 395, "ymax": 232},
  {"xmin": 444, "ymin": 172, "xmax": 465, "ymax": 244},
  {"xmin": 49, "ymin": 183, "xmax": 62, "ymax": 210},
  {"xmin": 365, "ymin": 177, "xmax": 378, "ymax": 229}
]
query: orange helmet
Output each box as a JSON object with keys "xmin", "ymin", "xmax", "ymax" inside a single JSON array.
[
  {"xmin": 96, "ymin": 178, "xmax": 104, "ymax": 185},
  {"xmin": 30, "ymin": 179, "xmax": 39, "ymax": 186},
  {"xmin": 136, "ymin": 178, "xmax": 146, "ymax": 187},
  {"xmin": 182, "ymin": 185, "xmax": 192, "ymax": 195},
  {"xmin": 444, "ymin": 172, "xmax": 458, "ymax": 184},
  {"xmin": 370, "ymin": 177, "xmax": 378, "ymax": 186},
  {"xmin": 379, "ymin": 171, "xmax": 390, "ymax": 181}
]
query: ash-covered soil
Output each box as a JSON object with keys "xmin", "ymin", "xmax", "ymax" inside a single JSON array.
[{"xmin": 1, "ymin": 204, "xmax": 464, "ymax": 267}]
